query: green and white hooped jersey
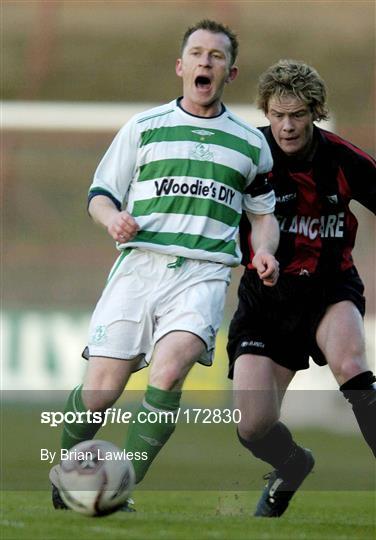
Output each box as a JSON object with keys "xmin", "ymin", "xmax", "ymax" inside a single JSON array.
[{"xmin": 89, "ymin": 99, "xmax": 275, "ymax": 266}]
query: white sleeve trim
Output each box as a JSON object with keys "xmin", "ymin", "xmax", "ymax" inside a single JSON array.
[{"xmin": 242, "ymin": 190, "xmax": 276, "ymax": 215}]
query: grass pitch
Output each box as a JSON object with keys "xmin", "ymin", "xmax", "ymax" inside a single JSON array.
[
  {"xmin": 2, "ymin": 403, "xmax": 375, "ymax": 539},
  {"xmin": 1, "ymin": 490, "xmax": 374, "ymax": 540}
]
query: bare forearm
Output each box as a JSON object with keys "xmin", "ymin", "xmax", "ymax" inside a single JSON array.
[
  {"xmin": 88, "ymin": 195, "xmax": 139, "ymax": 242},
  {"xmin": 247, "ymin": 212, "xmax": 280, "ymax": 256},
  {"xmin": 246, "ymin": 212, "xmax": 280, "ymax": 286},
  {"xmin": 89, "ymin": 195, "xmax": 121, "ymax": 229}
]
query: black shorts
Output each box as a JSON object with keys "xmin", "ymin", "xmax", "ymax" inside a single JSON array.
[{"xmin": 227, "ymin": 266, "xmax": 365, "ymax": 378}]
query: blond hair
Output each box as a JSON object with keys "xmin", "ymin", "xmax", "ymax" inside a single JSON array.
[{"xmin": 257, "ymin": 59, "xmax": 329, "ymax": 121}]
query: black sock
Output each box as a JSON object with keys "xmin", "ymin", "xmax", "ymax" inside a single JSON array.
[
  {"xmin": 340, "ymin": 371, "xmax": 376, "ymax": 457},
  {"xmin": 237, "ymin": 421, "xmax": 304, "ymax": 471}
]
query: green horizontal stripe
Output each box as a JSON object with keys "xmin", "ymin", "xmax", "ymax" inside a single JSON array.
[
  {"xmin": 138, "ymin": 159, "xmax": 245, "ymax": 191},
  {"xmin": 140, "ymin": 125, "xmax": 260, "ymax": 163},
  {"xmin": 134, "ymin": 230, "xmax": 237, "ymax": 257},
  {"xmin": 132, "ymin": 196, "xmax": 241, "ymax": 227}
]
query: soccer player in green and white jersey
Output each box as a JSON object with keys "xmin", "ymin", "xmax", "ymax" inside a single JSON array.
[{"xmin": 50, "ymin": 19, "xmax": 280, "ymax": 508}]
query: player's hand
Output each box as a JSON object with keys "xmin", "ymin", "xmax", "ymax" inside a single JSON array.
[
  {"xmin": 107, "ymin": 211, "xmax": 139, "ymax": 242},
  {"xmin": 252, "ymin": 251, "xmax": 279, "ymax": 287}
]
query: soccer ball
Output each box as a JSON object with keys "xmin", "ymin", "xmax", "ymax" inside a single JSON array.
[{"xmin": 58, "ymin": 440, "xmax": 135, "ymax": 517}]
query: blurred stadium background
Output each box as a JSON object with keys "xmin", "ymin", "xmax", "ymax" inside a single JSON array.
[{"xmin": 2, "ymin": 1, "xmax": 375, "ymax": 418}]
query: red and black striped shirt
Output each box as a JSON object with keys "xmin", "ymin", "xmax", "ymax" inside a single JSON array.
[{"xmin": 241, "ymin": 126, "xmax": 376, "ymax": 275}]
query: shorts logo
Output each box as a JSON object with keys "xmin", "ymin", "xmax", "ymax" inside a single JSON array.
[
  {"xmin": 209, "ymin": 325, "xmax": 216, "ymax": 337},
  {"xmin": 90, "ymin": 325, "xmax": 107, "ymax": 345},
  {"xmin": 240, "ymin": 340, "xmax": 265, "ymax": 348}
]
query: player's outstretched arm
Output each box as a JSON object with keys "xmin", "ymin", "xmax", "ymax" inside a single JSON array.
[
  {"xmin": 246, "ymin": 212, "xmax": 280, "ymax": 287},
  {"xmin": 88, "ymin": 195, "xmax": 139, "ymax": 242}
]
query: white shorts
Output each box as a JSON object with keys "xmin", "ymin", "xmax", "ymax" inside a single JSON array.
[{"xmin": 84, "ymin": 249, "xmax": 231, "ymax": 370}]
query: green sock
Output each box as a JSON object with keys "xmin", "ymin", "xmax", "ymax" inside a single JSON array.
[
  {"xmin": 61, "ymin": 385, "xmax": 103, "ymax": 450},
  {"xmin": 125, "ymin": 385, "xmax": 182, "ymax": 483}
]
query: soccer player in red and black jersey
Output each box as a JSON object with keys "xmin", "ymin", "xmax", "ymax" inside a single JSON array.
[{"xmin": 227, "ymin": 59, "xmax": 376, "ymax": 517}]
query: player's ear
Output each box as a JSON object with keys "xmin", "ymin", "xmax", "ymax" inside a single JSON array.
[
  {"xmin": 176, "ymin": 58, "xmax": 183, "ymax": 78},
  {"xmin": 226, "ymin": 65, "xmax": 239, "ymax": 84}
]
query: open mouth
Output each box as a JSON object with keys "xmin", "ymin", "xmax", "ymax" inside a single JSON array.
[{"xmin": 195, "ymin": 76, "xmax": 211, "ymax": 90}]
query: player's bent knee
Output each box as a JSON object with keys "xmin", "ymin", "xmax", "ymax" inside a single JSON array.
[
  {"xmin": 82, "ymin": 356, "xmax": 137, "ymax": 409},
  {"xmin": 150, "ymin": 349, "xmax": 198, "ymax": 390},
  {"xmin": 81, "ymin": 389, "xmax": 120, "ymax": 412},
  {"xmin": 82, "ymin": 373, "xmax": 124, "ymax": 411},
  {"xmin": 149, "ymin": 365, "xmax": 188, "ymax": 391},
  {"xmin": 331, "ymin": 356, "xmax": 369, "ymax": 386}
]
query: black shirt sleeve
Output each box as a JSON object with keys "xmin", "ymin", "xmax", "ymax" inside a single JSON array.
[{"xmin": 339, "ymin": 144, "xmax": 376, "ymax": 214}]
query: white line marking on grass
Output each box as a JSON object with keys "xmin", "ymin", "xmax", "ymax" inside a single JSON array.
[{"xmin": 1, "ymin": 519, "xmax": 25, "ymax": 528}]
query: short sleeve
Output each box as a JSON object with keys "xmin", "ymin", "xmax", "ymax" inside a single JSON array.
[
  {"xmin": 88, "ymin": 118, "xmax": 139, "ymax": 208},
  {"xmin": 243, "ymin": 131, "xmax": 275, "ymax": 214}
]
